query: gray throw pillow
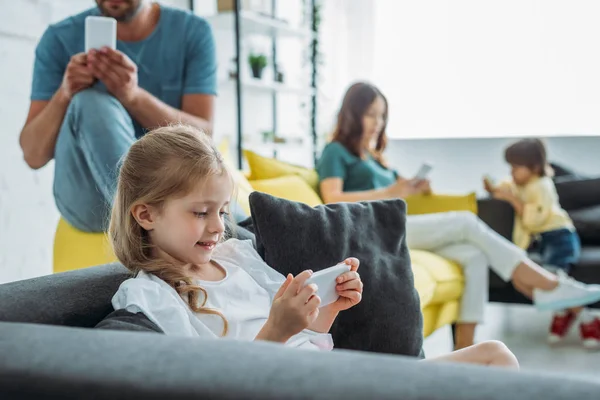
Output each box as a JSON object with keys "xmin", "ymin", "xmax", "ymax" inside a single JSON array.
[{"xmin": 248, "ymin": 192, "xmax": 424, "ymax": 357}]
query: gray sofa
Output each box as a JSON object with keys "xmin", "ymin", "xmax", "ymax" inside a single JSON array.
[{"xmin": 1, "ymin": 264, "xmax": 600, "ymax": 399}]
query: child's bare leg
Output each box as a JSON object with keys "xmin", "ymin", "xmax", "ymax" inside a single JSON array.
[
  {"xmin": 454, "ymin": 323, "xmax": 476, "ymax": 350},
  {"xmin": 423, "ymin": 340, "xmax": 519, "ymax": 369}
]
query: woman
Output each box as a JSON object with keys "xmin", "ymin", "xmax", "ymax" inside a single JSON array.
[{"xmin": 317, "ymin": 82, "xmax": 600, "ymax": 349}]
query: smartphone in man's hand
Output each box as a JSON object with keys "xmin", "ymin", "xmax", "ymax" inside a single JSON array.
[{"xmin": 85, "ymin": 16, "xmax": 117, "ymax": 53}]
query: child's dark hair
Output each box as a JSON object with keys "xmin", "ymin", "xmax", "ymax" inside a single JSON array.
[{"xmin": 504, "ymin": 138, "xmax": 554, "ymax": 177}]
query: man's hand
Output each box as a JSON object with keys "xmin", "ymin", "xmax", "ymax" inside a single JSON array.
[
  {"xmin": 60, "ymin": 53, "xmax": 96, "ymax": 100},
  {"xmin": 87, "ymin": 47, "xmax": 139, "ymax": 104}
]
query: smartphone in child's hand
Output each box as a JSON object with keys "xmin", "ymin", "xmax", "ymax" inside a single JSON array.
[
  {"xmin": 85, "ymin": 16, "xmax": 117, "ymax": 53},
  {"xmin": 304, "ymin": 263, "xmax": 351, "ymax": 307}
]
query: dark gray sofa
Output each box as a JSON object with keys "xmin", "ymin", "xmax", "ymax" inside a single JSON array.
[{"xmin": 1, "ymin": 263, "xmax": 600, "ymax": 399}]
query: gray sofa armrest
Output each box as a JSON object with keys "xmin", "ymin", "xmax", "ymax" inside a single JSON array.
[
  {"xmin": 0, "ymin": 263, "xmax": 130, "ymax": 327},
  {"xmin": 1, "ymin": 322, "xmax": 599, "ymax": 400}
]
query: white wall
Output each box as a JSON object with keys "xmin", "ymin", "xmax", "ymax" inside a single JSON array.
[
  {"xmin": 373, "ymin": 0, "xmax": 600, "ymax": 140},
  {"xmin": 0, "ymin": 0, "xmax": 188, "ymax": 284}
]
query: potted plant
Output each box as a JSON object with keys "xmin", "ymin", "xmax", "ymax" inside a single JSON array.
[
  {"xmin": 248, "ymin": 53, "xmax": 268, "ymax": 79},
  {"xmin": 261, "ymin": 130, "xmax": 274, "ymax": 143}
]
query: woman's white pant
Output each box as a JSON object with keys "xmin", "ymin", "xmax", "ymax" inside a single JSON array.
[{"xmin": 406, "ymin": 211, "xmax": 528, "ymax": 323}]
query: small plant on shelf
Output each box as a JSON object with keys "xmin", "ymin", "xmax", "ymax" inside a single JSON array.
[
  {"xmin": 248, "ymin": 53, "xmax": 268, "ymax": 79},
  {"xmin": 261, "ymin": 130, "xmax": 275, "ymax": 143}
]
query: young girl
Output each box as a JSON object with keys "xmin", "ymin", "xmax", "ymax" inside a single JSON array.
[
  {"xmin": 317, "ymin": 82, "xmax": 600, "ymax": 351},
  {"xmin": 485, "ymin": 138, "xmax": 599, "ymax": 348},
  {"xmin": 109, "ymin": 125, "xmax": 519, "ymax": 368}
]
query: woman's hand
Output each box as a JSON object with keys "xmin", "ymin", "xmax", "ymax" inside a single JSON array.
[
  {"xmin": 259, "ymin": 270, "xmax": 320, "ymax": 343},
  {"xmin": 326, "ymin": 258, "xmax": 363, "ymax": 312},
  {"xmin": 386, "ymin": 179, "xmax": 421, "ymax": 198},
  {"xmin": 414, "ymin": 179, "xmax": 432, "ymax": 195}
]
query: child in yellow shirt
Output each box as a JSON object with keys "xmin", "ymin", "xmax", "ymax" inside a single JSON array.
[
  {"xmin": 486, "ymin": 139, "xmax": 579, "ymax": 262},
  {"xmin": 484, "ymin": 139, "xmax": 599, "ymax": 349}
]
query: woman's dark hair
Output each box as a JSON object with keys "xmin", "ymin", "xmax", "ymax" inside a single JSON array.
[
  {"xmin": 332, "ymin": 82, "xmax": 389, "ymax": 165},
  {"xmin": 504, "ymin": 138, "xmax": 553, "ymax": 177}
]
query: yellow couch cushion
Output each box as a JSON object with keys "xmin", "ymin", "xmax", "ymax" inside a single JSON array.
[
  {"xmin": 250, "ymin": 176, "xmax": 323, "ymax": 207},
  {"xmin": 422, "ymin": 300, "xmax": 461, "ymax": 337},
  {"xmin": 244, "ymin": 150, "xmax": 320, "ymax": 192},
  {"xmin": 410, "ymin": 249, "xmax": 464, "ymax": 337},
  {"xmin": 54, "ymin": 218, "xmax": 116, "ymax": 273},
  {"xmin": 404, "ymin": 193, "xmax": 478, "ymax": 216},
  {"xmin": 411, "ymin": 249, "xmax": 464, "ymax": 305}
]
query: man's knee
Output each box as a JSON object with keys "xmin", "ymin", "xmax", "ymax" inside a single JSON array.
[
  {"xmin": 69, "ymin": 88, "xmax": 122, "ymax": 116},
  {"xmin": 64, "ymin": 88, "xmax": 132, "ymax": 141}
]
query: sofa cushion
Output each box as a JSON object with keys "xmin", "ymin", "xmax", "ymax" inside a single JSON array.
[
  {"xmin": 250, "ymin": 175, "xmax": 323, "ymax": 207},
  {"xmin": 410, "ymin": 250, "xmax": 464, "ymax": 305},
  {"xmin": 248, "ymin": 191, "xmax": 423, "ymax": 357},
  {"xmin": 244, "ymin": 149, "xmax": 320, "ymax": 192},
  {"xmin": 570, "ymin": 205, "xmax": 600, "ymax": 245},
  {"xmin": 404, "ymin": 193, "xmax": 478, "ymax": 216}
]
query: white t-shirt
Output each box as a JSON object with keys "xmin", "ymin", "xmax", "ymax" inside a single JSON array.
[{"xmin": 112, "ymin": 239, "xmax": 333, "ymax": 351}]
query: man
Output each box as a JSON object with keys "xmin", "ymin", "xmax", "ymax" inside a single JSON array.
[{"xmin": 19, "ymin": 0, "xmax": 216, "ymax": 232}]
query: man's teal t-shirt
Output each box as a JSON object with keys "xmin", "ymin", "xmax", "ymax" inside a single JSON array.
[
  {"xmin": 31, "ymin": 5, "xmax": 216, "ymax": 139},
  {"xmin": 317, "ymin": 141, "xmax": 398, "ymax": 192}
]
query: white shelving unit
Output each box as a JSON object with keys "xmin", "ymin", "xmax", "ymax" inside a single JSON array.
[
  {"xmin": 206, "ymin": 10, "xmax": 314, "ymax": 39},
  {"xmin": 202, "ymin": 1, "xmax": 318, "ymax": 169},
  {"xmin": 219, "ymin": 77, "xmax": 316, "ymax": 96}
]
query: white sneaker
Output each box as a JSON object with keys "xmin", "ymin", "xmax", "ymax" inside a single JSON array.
[{"xmin": 534, "ymin": 273, "xmax": 600, "ymax": 311}]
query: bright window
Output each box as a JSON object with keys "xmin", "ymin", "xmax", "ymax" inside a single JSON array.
[{"xmin": 373, "ymin": 0, "xmax": 600, "ymax": 139}]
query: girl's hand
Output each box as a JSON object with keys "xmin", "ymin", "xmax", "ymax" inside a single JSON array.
[
  {"xmin": 483, "ymin": 177, "xmax": 495, "ymax": 194},
  {"xmin": 327, "ymin": 258, "xmax": 363, "ymax": 312},
  {"xmin": 262, "ymin": 271, "xmax": 321, "ymax": 342}
]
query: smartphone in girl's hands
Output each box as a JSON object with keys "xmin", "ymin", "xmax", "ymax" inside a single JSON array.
[{"xmin": 304, "ymin": 263, "xmax": 351, "ymax": 307}]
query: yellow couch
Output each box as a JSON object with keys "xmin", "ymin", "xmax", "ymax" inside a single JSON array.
[
  {"xmin": 53, "ymin": 146, "xmax": 474, "ymax": 338},
  {"xmin": 243, "ymin": 150, "xmax": 476, "ymax": 338}
]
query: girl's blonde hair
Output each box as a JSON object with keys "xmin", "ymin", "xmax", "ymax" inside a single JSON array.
[{"xmin": 109, "ymin": 124, "xmax": 230, "ymax": 336}]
